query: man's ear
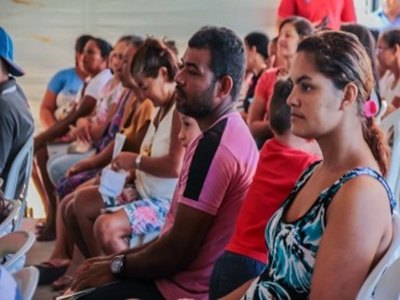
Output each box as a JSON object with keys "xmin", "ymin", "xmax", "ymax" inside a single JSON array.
[
  {"xmin": 216, "ymin": 75, "xmax": 233, "ymax": 99},
  {"xmin": 158, "ymin": 66, "xmax": 169, "ymax": 80},
  {"xmin": 340, "ymin": 82, "xmax": 358, "ymax": 111}
]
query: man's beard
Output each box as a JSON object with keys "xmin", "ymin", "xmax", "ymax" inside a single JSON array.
[{"xmin": 176, "ymin": 81, "xmax": 216, "ymax": 119}]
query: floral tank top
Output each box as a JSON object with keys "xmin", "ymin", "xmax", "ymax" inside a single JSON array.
[{"xmin": 245, "ymin": 161, "xmax": 396, "ymax": 299}]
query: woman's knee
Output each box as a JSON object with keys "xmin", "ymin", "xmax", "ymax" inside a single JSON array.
[
  {"xmin": 94, "ymin": 212, "xmax": 131, "ymax": 248},
  {"xmin": 61, "ymin": 195, "xmax": 77, "ymax": 226},
  {"xmin": 73, "ymin": 187, "xmax": 100, "ymax": 218}
]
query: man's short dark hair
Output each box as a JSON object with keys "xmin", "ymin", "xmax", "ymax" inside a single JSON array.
[
  {"xmin": 269, "ymin": 79, "xmax": 293, "ymax": 135},
  {"xmin": 188, "ymin": 26, "xmax": 245, "ymax": 101},
  {"xmin": 244, "ymin": 32, "xmax": 269, "ymax": 59}
]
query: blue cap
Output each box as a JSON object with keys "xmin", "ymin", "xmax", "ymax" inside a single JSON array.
[{"xmin": 0, "ymin": 27, "xmax": 24, "ymax": 76}]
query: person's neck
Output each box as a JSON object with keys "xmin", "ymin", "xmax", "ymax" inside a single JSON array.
[
  {"xmin": 0, "ymin": 63, "xmax": 9, "ymax": 83},
  {"xmin": 386, "ymin": 6, "xmax": 400, "ymax": 21},
  {"xmin": 76, "ymin": 66, "xmax": 89, "ymax": 80},
  {"xmin": 90, "ymin": 63, "xmax": 108, "ymax": 78},
  {"xmin": 0, "ymin": 72, "xmax": 9, "ymax": 84},
  {"xmin": 252, "ymin": 60, "xmax": 267, "ymax": 76},
  {"xmin": 316, "ymin": 119, "xmax": 375, "ymax": 173},
  {"xmin": 280, "ymin": 56, "xmax": 294, "ymax": 75},
  {"xmin": 391, "ymin": 58, "xmax": 400, "ymax": 81},
  {"xmin": 196, "ymin": 98, "xmax": 235, "ymax": 132},
  {"xmin": 156, "ymin": 87, "xmax": 176, "ymax": 126},
  {"xmin": 275, "ymin": 132, "xmax": 321, "ymax": 157}
]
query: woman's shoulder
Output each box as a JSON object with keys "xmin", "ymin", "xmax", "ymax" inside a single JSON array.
[{"xmin": 332, "ymin": 167, "xmax": 395, "ymax": 212}]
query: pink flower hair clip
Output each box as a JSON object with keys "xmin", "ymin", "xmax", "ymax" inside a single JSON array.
[{"xmin": 363, "ymin": 99, "xmax": 377, "ymax": 118}]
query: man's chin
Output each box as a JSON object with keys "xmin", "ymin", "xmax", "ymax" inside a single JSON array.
[{"xmin": 176, "ymin": 102, "xmax": 187, "ymax": 114}]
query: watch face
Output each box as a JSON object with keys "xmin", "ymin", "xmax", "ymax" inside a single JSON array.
[{"xmin": 111, "ymin": 256, "xmax": 124, "ymax": 274}]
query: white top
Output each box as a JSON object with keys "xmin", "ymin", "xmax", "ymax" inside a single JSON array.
[
  {"xmin": 135, "ymin": 104, "xmax": 178, "ymax": 200},
  {"xmin": 379, "ymin": 71, "xmax": 400, "ymax": 106},
  {"xmin": 76, "ymin": 68, "xmax": 113, "ymax": 103}
]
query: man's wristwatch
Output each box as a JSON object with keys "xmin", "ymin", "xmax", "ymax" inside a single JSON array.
[
  {"xmin": 135, "ymin": 154, "xmax": 142, "ymax": 170},
  {"xmin": 110, "ymin": 255, "xmax": 126, "ymax": 278}
]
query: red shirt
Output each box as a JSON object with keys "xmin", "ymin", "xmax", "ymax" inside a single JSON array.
[
  {"xmin": 226, "ymin": 138, "xmax": 320, "ymax": 263},
  {"xmin": 254, "ymin": 68, "xmax": 279, "ymax": 118},
  {"xmin": 278, "ymin": 0, "xmax": 356, "ymax": 30}
]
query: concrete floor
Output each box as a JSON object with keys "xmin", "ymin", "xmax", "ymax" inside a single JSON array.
[{"xmin": 21, "ymin": 218, "xmax": 60, "ymax": 300}]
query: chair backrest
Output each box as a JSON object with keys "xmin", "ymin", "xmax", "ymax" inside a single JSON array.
[
  {"xmin": 381, "ymin": 109, "xmax": 400, "ymax": 205},
  {"xmin": 12, "ymin": 266, "xmax": 39, "ymax": 300},
  {"xmin": 373, "ymin": 256, "xmax": 400, "ymax": 299},
  {"xmin": 0, "ymin": 199, "xmax": 21, "ymax": 238},
  {"xmin": 356, "ymin": 211, "xmax": 400, "ymax": 300},
  {"xmin": 3, "ymin": 135, "xmax": 34, "ymax": 229},
  {"xmin": 0, "ymin": 231, "xmax": 36, "ymax": 273},
  {"xmin": 375, "ymin": 100, "xmax": 388, "ymax": 125}
]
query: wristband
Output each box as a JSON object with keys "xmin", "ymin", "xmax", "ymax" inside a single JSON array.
[{"xmin": 135, "ymin": 154, "xmax": 142, "ymax": 170}]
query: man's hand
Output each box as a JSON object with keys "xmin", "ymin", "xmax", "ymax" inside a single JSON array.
[
  {"xmin": 70, "ymin": 259, "xmax": 114, "ymax": 291},
  {"xmin": 111, "ymin": 152, "xmax": 137, "ymax": 172}
]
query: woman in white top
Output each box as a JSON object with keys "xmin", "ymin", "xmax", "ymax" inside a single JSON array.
[
  {"xmin": 378, "ymin": 29, "xmax": 400, "ymax": 115},
  {"xmin": 45, "ymin": 36, "xmax": 136, "ymax": 187},
  {"xmin": 63, "ymin": 38, "xmax": 184, "ymax": 261},
  {"xmin": 33, "ymin": 37, "xmax": 113, "ymax": 242}
]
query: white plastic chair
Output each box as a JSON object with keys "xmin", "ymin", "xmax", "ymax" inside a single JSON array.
[
  {"xmin": 12, "ymin": 266, "xmax": 39, "ymax": 300},
  {"xmin": 356, "ymin": 211, "xmax": 400, "ymax": 300},
  {"xmin": 3, "ymin": 135, "xmax": 34, "ymax": 229},
  {"xmin": 0, "ymin": 231, "xmax": 36, "ymax": 274},
  {"xmin": 373, "ymin": 256, "xmax": 400, "ymax": 299},
  {"xmin": 0, "ymin": 199, "xmax": 21, "ymax": 237},
  {"xmin": 381, "ymin": 109, "xmax": 400, "ymax": 205},
  {"xmin": 375, "ymin": 100, "xmax": 387, "ymax": 125}
]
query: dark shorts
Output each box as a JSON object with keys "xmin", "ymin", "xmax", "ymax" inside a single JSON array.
[
  {"xmin": 77, "ymin": 279, "xmax": 164, "ymax": 300},
  {"xmin": 209, "ymin": 250, "xmax": 266, "ymax": 299}
]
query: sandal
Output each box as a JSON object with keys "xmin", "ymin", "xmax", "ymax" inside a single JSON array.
[
  {"xmin": 36, "ymin": 227, "xmax": 56, "ymax": 242},
  {"xmin": 52, "ymin": 274, "xmax": 74, "ymax": 291},
  {"xmin": 36, "ymin": 261, "xmax": 69, "ymax": 285},
  {"xmin": 35, "ymin": 222, "xmax": 46, "ymax": 235}
]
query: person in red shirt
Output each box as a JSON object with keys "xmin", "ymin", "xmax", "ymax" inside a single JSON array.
[
  {"xmin": 209, "ymin": 79, "xmax": 321, "ymax": 299},
  {"xmin": 276, "ymin": 0, "xmax": 356, "ymax": 30},
  {"xmin": 248, "ymin": 17, "xmax": 313, "ymax": 148}
]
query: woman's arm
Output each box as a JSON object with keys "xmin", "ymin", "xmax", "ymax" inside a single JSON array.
[
  {"xmin": 89, "ymin": 102, "xmax": 119, "ymax": 142},
  {"xmin": 67, "ymin": 141, "xmax": 115, "ymax": 176},
  {"xmin": 310, "ymin": 176, "xmax": 392, "ymax": 300},
  {"xmin": 113, "ymin": 109, "xmax": 184, "ymax": 178},
  {"xmin": 35, "ymin": 95, "xmax": 97, "ymax": 150},
  {"xmin": 39, "ymin": 90, "xmax": 58, "ymax": 129},
  {"xmin": 139, "ymin": 109, "xmax": 184, "ymax": 177}
]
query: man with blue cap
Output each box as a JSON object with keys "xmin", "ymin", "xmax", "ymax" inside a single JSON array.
[{"xmin": 0, "ymin": 27, "xmax": 34, "ymax": 186}]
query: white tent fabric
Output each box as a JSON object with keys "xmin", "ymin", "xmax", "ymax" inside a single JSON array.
[
  {"xmin": 1, "ymin": 0, "xmax": 275, "ymax": 123},
  {"xmin": 0, "ymin": 0, "xmax": 374, "ymax": 128}
]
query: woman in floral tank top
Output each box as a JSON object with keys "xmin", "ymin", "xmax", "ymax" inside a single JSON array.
[{"xmin": 226, "ymin": 30, "xmax": 396, "ymax": 300}]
